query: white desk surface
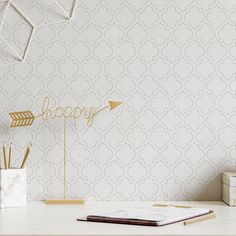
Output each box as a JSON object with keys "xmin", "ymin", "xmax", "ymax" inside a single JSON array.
[{"xmin": 0, "ymin": 201, "xmax": 235, "ymax": 236}]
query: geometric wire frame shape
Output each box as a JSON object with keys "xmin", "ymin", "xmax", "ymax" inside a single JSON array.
[
  {"xmin": 37, "ymin": 0, "xmax": 77, "ymax": 27},
  {"xmin": 0, "ymin": 0, "xmax": 77, "ymax": 67},
  {"xmin": 0, "ymin": 0, "xmax": 35, "ymax": 66},
  {"xmin": 53, "ymin": 0, "xmax": 77, "ymax": 19}
]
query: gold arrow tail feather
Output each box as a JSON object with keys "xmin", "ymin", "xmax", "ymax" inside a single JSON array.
[
  {"xmin": 9, "ymin": 111, "xmax": 35, "ymax": 127},
  {"xmin": 109, "ymin": 101, "xmax": 123, "ymax": 110}
]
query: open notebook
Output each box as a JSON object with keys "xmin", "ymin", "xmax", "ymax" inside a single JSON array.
[{"xmin": 77, "ymin": 206, "xmax": 213, "ymax": 226}]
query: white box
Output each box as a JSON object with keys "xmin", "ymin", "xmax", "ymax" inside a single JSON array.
[
  {"xmin": 0, "ymin": 169, "xmax": 26, "ymax": 208},
  {"xmin": 222, "ymin": 172, "xmax": 236, "ymax": 206}
]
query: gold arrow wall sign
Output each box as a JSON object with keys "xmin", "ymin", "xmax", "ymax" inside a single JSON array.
[
  {"xmin": 9, "ymin": 97, "xmax": 122, "ymax": 127},
  {"xmin": 9, "ymin": 96, "xmax": 123, "ymax": 204}
]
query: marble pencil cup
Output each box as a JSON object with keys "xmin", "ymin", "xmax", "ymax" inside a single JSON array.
[{"xmin": 0, "ymin": 169, "xmax": 26, "ymax": 208}]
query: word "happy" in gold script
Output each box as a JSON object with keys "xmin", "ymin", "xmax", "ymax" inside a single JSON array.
[{"xmin": 39, "ymin": 97, "xmax": 107, "ymax": 127}]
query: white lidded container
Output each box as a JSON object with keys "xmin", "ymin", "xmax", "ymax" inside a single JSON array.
[
  {"xmin": 0, "ymin": 169, "xmax": 26, "ymax": 208},
  {"xmin": 222, "ymin": 172, "xmax": 236, "ymax": 206}
]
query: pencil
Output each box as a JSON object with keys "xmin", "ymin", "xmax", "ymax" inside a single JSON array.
[
  {"xmin": 184, "ymin": 212, "xmax": 216, "ymax": 225},
  {"xmin": 3, "ymin": 143, "xmax": 7, "ymax": 169},
  {"xmin": 153, "ymin": 204, "xmax": 192, "ymax": 208},
  {"xmin": 20, "ymin": 143, "xmax": 32, "ymax": 168},
  {"xmin": 8, "ymin": 143, "xmax": 12, "ymax": 168}
]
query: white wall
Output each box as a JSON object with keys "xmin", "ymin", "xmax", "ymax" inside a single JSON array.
[{"xmin": 1, "ymin": 0, "xmax": 236, "ymax": 200}]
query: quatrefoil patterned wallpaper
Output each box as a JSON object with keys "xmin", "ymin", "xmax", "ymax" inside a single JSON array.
[{"xmin": 1, "ymin": 0, "xmax": 236, "ymax": 200}]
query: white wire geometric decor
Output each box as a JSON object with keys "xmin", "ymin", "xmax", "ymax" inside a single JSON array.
[
  {"xmin": 37, "ymin": 0, "xmax": 77, "ymax": 27},
  {"xmin": 0, "ymin": 0, "xmax": 77, "ymax": 67},
  {"xmin": 0, "ymin": 0, "xmax": 35, "ymax": 64}
]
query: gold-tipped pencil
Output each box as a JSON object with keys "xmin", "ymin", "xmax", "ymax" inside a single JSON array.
[
  {"xmin": 153, "ymin": 204, "xmax": 192, "ymax": 208},
  {"xmin": 3, "ymin": 143, "xmax": 7, "ymax": 169},
  {"xmin": 8, "ymin": 143, "xmax": 12, "ymax": 168},
  {"xmin": 21, "ymin": 143, "xmax": 32, "ymax": 168},
  {"xmin": 184, "ymin": 212, "xmax": 216, "ymax": 225}
]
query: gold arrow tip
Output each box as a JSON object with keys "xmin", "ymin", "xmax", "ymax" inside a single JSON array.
[{"xmin": 109, "ymin": 101, "xmax": 123, "ymax": 110}]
